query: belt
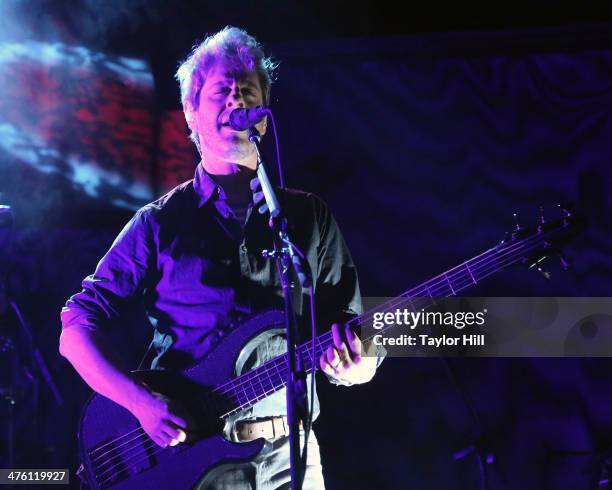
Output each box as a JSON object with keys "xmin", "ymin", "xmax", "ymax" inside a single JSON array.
[{"xmin": 235, "ymin": 417, "xmax": 302, "ymax": 441}]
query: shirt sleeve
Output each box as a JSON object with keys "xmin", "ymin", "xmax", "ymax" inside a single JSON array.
[
  {"xmin": 60, "ymin": 207, "xmax": 156, "ymax": 333},
  {"xmin": 313, "ymin": 196, "xmax": 363, "ymax": 327}
]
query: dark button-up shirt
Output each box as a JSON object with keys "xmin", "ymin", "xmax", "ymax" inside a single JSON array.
[{"xmin": 61, "ymin": 164, "xmax": 363, "ymax": 419}]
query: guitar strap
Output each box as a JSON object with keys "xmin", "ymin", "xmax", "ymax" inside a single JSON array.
[{"xmin": 136, "ymin": 339, "xmax": 156, "ymax": 370}]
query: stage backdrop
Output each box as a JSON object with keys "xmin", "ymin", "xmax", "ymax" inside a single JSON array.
[{"xmin": 1, "ymin": 25, "xmax": 611, "ymax": 488}]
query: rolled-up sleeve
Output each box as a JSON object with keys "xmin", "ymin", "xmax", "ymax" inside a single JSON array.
[{"xmin": 60, "ymin": 208, "xmax": 156, "ymax": 332}]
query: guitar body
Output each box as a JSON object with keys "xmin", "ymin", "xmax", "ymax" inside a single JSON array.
[{"xmin": 78, "ymin": 310, "xmax": 286, "ymax": 490}]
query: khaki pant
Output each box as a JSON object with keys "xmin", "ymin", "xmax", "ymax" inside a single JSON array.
[{"xmin": 197, "ymin": 431, "xmax": 325, "ymax": 490}]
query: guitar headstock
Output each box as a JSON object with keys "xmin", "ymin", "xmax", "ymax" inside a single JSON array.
[{"xmin": 497, "ymin": 205, "xmax": 586, "ymax": 278}]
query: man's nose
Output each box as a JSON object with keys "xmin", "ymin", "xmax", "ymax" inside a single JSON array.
[{"xmin": 227, "ymin": 87, "xmax": 245, "ymax": 108}]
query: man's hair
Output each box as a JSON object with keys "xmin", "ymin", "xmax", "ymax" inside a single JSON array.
[{"xmin": 175, "ymin": 26, "xmax": 277, "ymax": 150}]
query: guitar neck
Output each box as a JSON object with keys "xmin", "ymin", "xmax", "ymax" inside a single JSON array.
[{"xmin": 213, "ymin": 226, "xmax": 557, "ymax": 417}]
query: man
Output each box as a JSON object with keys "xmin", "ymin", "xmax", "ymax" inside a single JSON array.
[{"xmin": 60, "ymin": 26, "xmax": 378, "ymax": 488}]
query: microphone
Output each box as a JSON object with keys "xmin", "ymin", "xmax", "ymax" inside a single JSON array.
[{"xmin": 228, "ymin": 106, "xmax": 269, "ymax": 131}]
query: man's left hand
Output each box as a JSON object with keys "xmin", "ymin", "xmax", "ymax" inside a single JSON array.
[{"xmin": 319, "ymin": 323, "xmax": 377, "ymax": 385}]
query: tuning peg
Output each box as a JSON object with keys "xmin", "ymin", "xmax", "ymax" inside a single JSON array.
[
  {"xmin": 511, "ymin": 212, "xmax": 522, "ymax": 240},
  {"xmin": 529, "ymin": 256, "xmax": 551, "ymax": 279},
  {"xmin": 557, "ymin": 204, "xmax": 572, "ymax": 218},
  {"xmin": 558, "ymin": 253, "xmax": 570, "ymax": 270},
  {"xmin": 536, "ymin": 265, "xmax": 551, "ymax": 280},
  {"xmin": 537, "ymin": 206, "xmax": 546, "ymax": 233}
]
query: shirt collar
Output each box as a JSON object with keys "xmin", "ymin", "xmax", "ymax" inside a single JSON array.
[{"xmin": 193, "ymin": 162, "xmax": 219, "ymax": 207}]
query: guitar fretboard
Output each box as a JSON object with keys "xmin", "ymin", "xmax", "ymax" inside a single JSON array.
[{"xmin": 209, "ymin": 221, "xmax": 567, "ymax": 417}]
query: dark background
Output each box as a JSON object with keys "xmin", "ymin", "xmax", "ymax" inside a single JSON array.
[{"xmin": 1, "ymin": 1, "xmax": 612, "ymax": 488}]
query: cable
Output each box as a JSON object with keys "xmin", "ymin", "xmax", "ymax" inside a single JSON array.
[{"xmin": 267, "ymin": 111, "xmax": 285, "ymax": 189}]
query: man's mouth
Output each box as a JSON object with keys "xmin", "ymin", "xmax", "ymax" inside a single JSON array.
[{"xmin": 220, "ymin": 121, "xmax": 247, "ymax": 133}]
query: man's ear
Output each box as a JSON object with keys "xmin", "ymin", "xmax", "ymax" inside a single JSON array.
[{"xmin": 184, "ymin": 102, "xmax": 198, "ymax": 132}]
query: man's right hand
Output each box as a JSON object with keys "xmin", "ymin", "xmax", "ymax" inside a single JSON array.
[
  {"xmin": 130, "ymin": 389, "xmax": 189, "ymax": 448},
  {"xmin": 59, "ymin": 328, "xmax": 190, "ymax": 448}
]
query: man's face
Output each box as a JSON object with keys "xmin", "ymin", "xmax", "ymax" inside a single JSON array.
[{"xmin": 189, "ymin": 58, "xmax": 266, "ymax": 164}]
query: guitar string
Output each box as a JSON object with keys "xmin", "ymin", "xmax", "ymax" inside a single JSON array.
[
  {"xmin": 95, "ymin": 439, "xmax": 167, "ymax": 486},
  {"xmin": 89, "ymin": 429, "xmax": 148, "ymax": 463},
  {"xmin": 91, "ymin": 272, "xmax": 463, "ymax": 481},
  {"xmin": 88, "ymin": 229, "xmax": 561, "ymax": 478},
  {"xmin": 223, "ymin": 235, "xmax": 544, "ymax": 415},
  {"xmin": 218, "ymin": 229, "xmax": 558, "ymax": 414},
  {"xmin": 205, "ymin": 242, "xmax": 504, "ymax": 399},
  {"xmin": 218, "ymin": 218, "xmax": 569, "ymax": 406},
  {"xmin": 318, "ymin": 227, "xmax": 559, "ymax": 345},
  {"xmin": 210, "ymin": 244, "xmax": 498, "ymax": 398},
  {"xmin": 357, "ymin": 219, "xmax": 570, "ymax": 318},
  {"xmin": 95, "ymin": 253, "xmax": 498, "ymax": 483},
  {"xmin": 89, "ymin": 231, "xmax": 543, "ymax": 472},
  {"xmin": 90, "ymin": 359, "xmax": 293, "ymax": 468},
  {"xmin": 347, "ymin": 248, "xmax": 512, "ymax": 329},
  {"xmin": 89, "ymin": 229, "xmax": 550, "ymax": 469},
  {"xmin": 213, "ymin": 227, "xmax": 556, "ymax": 403},
  {"xmin": 89, "ymin": 427, "xmax": 145, "ymax": 455},
  {"xmin": 214, "ymin": 246, "xmax": 503, "ymax": 400},
  {"xmin": 93, "ymin": 435, "xmax": 159, "ymax": 482},
  {"xmin": 93, "ymin": 232, "xmax": 544, "ymax": 485},
  {"xmin": 215, "ymin": 221, "xmax": 564, "ymax": 401}
]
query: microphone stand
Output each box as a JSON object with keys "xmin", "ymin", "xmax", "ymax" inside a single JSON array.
[{"xmin": 247, "ymin": 126, "xmax": 311, "ymax": 490}]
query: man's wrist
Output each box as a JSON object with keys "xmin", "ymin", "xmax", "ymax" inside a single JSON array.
[{"xmin": 124, "ymin": 378, "xmax": 154, "ymax": 414}]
